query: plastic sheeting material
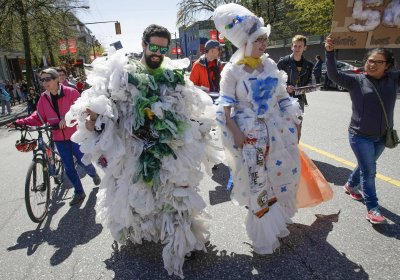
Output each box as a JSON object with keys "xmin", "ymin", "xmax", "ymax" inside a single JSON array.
[{"xmin": 297, "ymin": 147, "xmax": 333, "ymax": 208}]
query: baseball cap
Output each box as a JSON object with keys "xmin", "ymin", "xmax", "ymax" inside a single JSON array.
[{"xmin": 205, "ymin": 40, "xmax": 220, "ymax": 51}]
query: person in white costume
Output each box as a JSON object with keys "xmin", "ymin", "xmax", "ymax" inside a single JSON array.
[
  {"xmin": 213, "ymin": 3, "xmax": 303, "ymax": 254},
  {"xmin": 65, "ymin": 24, "xmax": 220, "ymax": 278}
]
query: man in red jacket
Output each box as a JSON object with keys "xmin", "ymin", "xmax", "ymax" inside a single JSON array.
[
  {"xmin": 189, "ymin": 40, "xmax": 223, "ymax": 101},
  {"xmin": 10, "ymin": 68, "xmax": 100, "ymax": 206}
]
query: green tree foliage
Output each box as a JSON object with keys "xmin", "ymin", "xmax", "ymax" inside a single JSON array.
[
  {"xmin": 176, "ymin": 0, "xmax": 334, "ymax": 41},
  {"xmin": 0, "ymin": 0, "xmax": 89, "ymax": 86},
  {"xmin": 285, "ymin": 0, "xmax": 334, "ymax": 36}
]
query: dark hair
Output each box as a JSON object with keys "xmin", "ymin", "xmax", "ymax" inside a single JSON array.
[
  {"xmin": 55, "ymin": 66, "xmax": 67, "ymax": 75},
  {"xmin": 142, "ymin": 24, "xmax": 171, "ymax": 45},
  {"xmin": 364, "ymin": 48, "xmax": 395, "ymax": 69}
]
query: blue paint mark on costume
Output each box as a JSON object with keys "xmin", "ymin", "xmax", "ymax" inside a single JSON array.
[
  {"xmin": 216, "ymin": 118, "xmax": 225, "ymax": 125},
  {"xmin": 292, "ymin": 168, "xmax": 298, "ymax": 175},
  {"xmin": 225, "ymin": 15, "xmax": 249, "ymax": 30},
  {"xmin": 243, "ymin": 81, "xmax": 249, "ymax": 93},
  {"xmin": 276, "ymin": 160, "xmax": 282, "ymax": 166},
  {"xmin": 249, "ymin": 77, "xmax": 278, "ymax": 116},
  {"xmin": 219, "ymin": 95, "xmax": 238, "ymax": 105},
  {"xmin": 281, "ymin": 186, "xmax": 287, "ymax": 192},
  {"xmin": 289, "ymin": 127, "xmax": 295, "ymax": 133}
]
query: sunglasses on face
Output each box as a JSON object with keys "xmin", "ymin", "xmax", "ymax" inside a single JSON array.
[
  {"xmin": 40, "ymin": 77, "xmax": 55, "ymax": 82},
  {"xmin": 145, "ymin": 41, "xmax": 169, "ymax": 54}
]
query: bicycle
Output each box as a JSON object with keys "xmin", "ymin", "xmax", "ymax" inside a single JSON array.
[{"xmin": 11, "ymin": 125, "xmax": 64, "ymax": 223}]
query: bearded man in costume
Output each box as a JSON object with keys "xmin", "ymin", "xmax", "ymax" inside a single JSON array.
[{"xmin": 65, "ymin": 24, "xmax": 219, "ymax": 279}]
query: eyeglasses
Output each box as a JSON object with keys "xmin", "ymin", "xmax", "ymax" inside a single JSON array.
[
  {"xmin": 366, "ymin": 59, "xmax": 386, "ymax": 65},
  {"xmin": 254, "ymin": 37, "xmax": 268, "ymax": 44},
  {"xmin": 145, "ymin": 41, "xmax": 169, "ymax": 54},
  {"xmin": 40, "ymin": 77, "xmax": 55, "ymax": 82}
]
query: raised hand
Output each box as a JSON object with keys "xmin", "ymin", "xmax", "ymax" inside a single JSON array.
[
  {"xmin": 85, "ymin": 108, "xmax": 98, "ymax": 131},
  {"xmin": 325, "ymin": 35, "xmax": 334, "ymax": 52}
]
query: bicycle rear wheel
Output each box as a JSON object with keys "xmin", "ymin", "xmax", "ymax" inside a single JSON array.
[{"xmin": 25, "ymin": 157, "xmax": 50, "ymax": 223}]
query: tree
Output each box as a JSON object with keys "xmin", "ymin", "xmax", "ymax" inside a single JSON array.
[
  {"xmin": 177, "ymin": 0, "xmax": 240, "ymax": 26},
  {"xmin": 0, "ymin": 0, "xmax": 89, "ymax": 86},
  {"xmin": 285, "ymin": 0, "xmax": 334, "ymax": 36}
]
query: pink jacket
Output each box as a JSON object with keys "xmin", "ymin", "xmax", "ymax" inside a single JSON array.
[{"xmin": 16, "ymin": 85, "xmax": 80, "ymax": 141}]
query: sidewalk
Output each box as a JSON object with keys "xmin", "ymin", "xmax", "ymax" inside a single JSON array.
[{"xmin": 0, "ymin": 103, "xmax": 29, "ymax": 127}]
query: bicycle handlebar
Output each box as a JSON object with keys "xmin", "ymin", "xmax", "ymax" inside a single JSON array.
[{"xmin": 9, "ymin": 124, "xmax": 59, "ymax": 133}]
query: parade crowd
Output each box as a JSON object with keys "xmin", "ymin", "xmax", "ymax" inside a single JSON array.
[{"xmin": 4, "ymin": 3, "xmax": 399, "ymax": 279}]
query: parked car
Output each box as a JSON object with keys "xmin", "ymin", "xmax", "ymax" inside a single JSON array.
[{"xmin": 321, "ymin": 60, "xmax": 364, "ymax": 91}]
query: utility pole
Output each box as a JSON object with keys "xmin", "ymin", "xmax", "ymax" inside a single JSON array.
[
  {"xmin": 173, "ymin": 32, "xmax": 179, "ymax": 59},
  {"xmin": 91, "ymin": 35, "xmax": 96, "ymax": 60}
]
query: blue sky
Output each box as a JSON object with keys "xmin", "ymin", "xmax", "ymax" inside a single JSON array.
[{"xmin": 77, "ymin": 0, "xmax": 186, "ymax": 53}]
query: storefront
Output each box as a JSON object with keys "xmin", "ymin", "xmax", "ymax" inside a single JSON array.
[{"xmin": 0, "ymin": 49, "xmax": 24, "ymax": 83}]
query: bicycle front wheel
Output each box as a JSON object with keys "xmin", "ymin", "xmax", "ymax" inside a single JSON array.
[
  {"xmin": 25, "ymin": 157, "xmax": 50, "ymax": 223},
  {"xmin": 53, "ymin": 152, "xmax": 64, "ymax": 185}
]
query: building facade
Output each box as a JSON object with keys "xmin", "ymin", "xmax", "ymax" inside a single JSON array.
[
  {"xmin": 179, "ymin": 20, "xmax": 216, "ymax": 62},
  {"xmin": 0, "ymin": 49, "xmax": 25, "ymax": 83}
]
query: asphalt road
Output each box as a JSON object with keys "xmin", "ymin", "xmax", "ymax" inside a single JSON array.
[{"xmin": 0, "ymin": 90, "xmax": 399, "ymax": 280}]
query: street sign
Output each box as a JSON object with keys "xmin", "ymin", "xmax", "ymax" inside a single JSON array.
[
  {"xmin": 210, "ymin": 30, "xmax": 225, "ymax": 43},
  {"xmin": 171, "ymin": 47, "xmax": 182, "ymax": 55},
  {"xmin": 59, "ymin": 38, "xmax": 77, "ymax": 55}
]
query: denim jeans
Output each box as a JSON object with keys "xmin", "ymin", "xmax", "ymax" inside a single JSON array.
[
  {"xmin": 55, "ymin": 141, "xmax": 97, "ymax": 195},
  {"xmin": 347, "ymin": 133, "xmax": 385, "ymax": 210},
  {"xmin": 1, "ymin": 99, "xmax": 11, "ymax": 114}
]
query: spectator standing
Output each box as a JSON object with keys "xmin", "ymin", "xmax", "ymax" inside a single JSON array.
[
  {"xmin": 10, "ymin": 68, "xmax": 101, "ymax": 206},
  {"xmin": 5, "ymin": 80, "xmax": 15, "ymax": 106},
  {"xmin": 56, "ymin": 67, "xmax": 77, "ymax": 89},
  {"xmin": 1, "ymin": 82, "xmax": 12, "ymax": 115},
  {"xmin": 313, "ymin": 55, "xmax": 323, "ymax": 84},
  {"xmin": 20, "ymin": 80, "xmax": 28, "ymax": 101},
  {"xmin": 277, "ymin": 35, "xmax": 314, "ymax": 112},
  {"xmin": 190, "ymin": 39, "xmax": 223, "ymax": 100},
  {"xmin": 26, "ymin": 87, "xmax": 37, "ymax": 114},
  {"xmin": 12, "ymin": 80, "xmax": 22, "ymax": 104},
  {"xmin": 325, "ymin": 35, "xmax": 399, "ymax": 224},
  {"xmin": 68, "ymin": 74, "xmax": 77, "ymax": 85},
  {"xmin": 76, "ymin": 78, "xmax": 84, "ymax": 93}
]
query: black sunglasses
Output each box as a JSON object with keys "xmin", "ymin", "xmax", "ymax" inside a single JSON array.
[{"xmin": 40, "ymin": 77, "xmax": 55, "ymax": 82}]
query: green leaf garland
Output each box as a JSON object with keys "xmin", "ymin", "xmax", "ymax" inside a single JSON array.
[{"xmin": 127, "ymin": 59, "xmax": 189, "ymax": 190}]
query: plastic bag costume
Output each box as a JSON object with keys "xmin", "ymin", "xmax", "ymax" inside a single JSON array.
[
  {"xmin": 65, "ymin": 51, "xmax": 220, "ymax": 278},
  {"xmin": 214, "ymin": 3, "xmax": 303, "ymax": 254}
]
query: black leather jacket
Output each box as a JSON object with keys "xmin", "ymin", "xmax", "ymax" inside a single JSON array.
[{"xmin": 277, "ymin": 54, "xmax": 314, "ymax": 105}]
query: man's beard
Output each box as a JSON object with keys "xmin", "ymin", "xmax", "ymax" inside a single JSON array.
[{"xmin": 145, "ymin": 53, "xmax": 163, "ymax": 69}]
